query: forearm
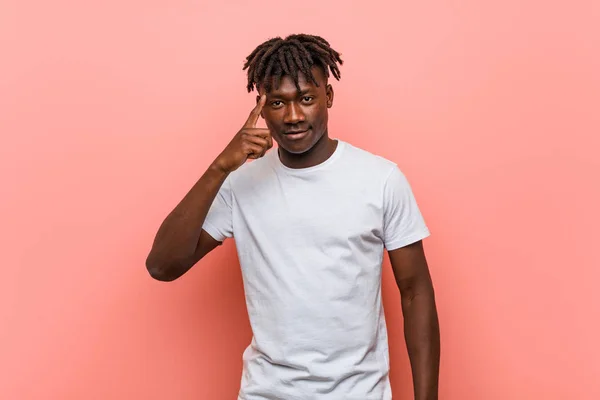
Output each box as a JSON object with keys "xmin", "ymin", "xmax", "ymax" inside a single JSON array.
[
  {"xmin": 147, "ymin": 162, "xmax": 228, "ymax": 270},
  {"xmin": 402, "ymin": 285, "xmax": 440, "ymax": 400}
]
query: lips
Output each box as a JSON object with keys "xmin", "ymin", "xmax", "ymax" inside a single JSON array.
[
  {"xmin": 284, "ymin": 129, "xmax": 309, "ymax": 135},
  {"xmin": 283, "ymin": 128, "xmax": 310, "ymax": 141}
]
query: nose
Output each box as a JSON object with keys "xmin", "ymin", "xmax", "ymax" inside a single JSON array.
[{"xmin": 283, "ymin": 102, "xmax": 305, "ymax": 125}]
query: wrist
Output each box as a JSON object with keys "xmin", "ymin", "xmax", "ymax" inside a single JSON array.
[
  {"xmin": 414, "ymin": 386, "xmax": 439, "ymax": 400},
  {"xmin": 208, "ymin": 159, "xmax": 231, "ymax": 178},
  {"xmin": 209, "ymin": 154, "xmax": 233, "ymax": 175}
]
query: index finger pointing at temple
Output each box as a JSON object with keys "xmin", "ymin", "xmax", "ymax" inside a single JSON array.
[{"xmin": 244, "ymin": 94, "xmax": 267, "ymax": 128}]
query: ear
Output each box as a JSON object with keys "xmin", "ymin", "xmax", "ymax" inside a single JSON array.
[{"xmin": 326, "ymin": 84, "xmax": 334, "ymax": 108}]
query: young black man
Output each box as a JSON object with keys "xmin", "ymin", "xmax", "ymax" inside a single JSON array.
[{"xmin": 146, "ymin": 33, "xmax": 440, "ymax": 400}]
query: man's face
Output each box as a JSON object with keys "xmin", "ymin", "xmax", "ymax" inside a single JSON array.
[{"xmin": 258, "ymin": 66, "xmax": 333, "ymax": 155}]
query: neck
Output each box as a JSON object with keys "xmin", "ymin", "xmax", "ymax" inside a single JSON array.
[{"xmin": 278, "ymin": 133, "xmax": 338, "ymax": 169}]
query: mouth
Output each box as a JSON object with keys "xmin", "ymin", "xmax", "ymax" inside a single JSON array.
[{"xmin": 283, "ymin": 128, "xmax": 310, "ymax": 141}]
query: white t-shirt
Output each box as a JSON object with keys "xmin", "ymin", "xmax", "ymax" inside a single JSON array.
[{"xmin": 203, "ymin": 139, "xmax": 430, "ymax": 400}]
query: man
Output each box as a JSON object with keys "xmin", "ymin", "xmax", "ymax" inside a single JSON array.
[{"xmin": 146, "ymin": 33, "xmax": 440, "ymax": 400}]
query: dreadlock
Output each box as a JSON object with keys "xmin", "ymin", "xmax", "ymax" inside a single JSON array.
[{"xmin": 243, "ymin": 34, "xmax": 343, "ymax": 93}]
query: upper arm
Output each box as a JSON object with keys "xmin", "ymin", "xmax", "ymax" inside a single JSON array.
[
  {"xmin": 146, "ymin": 229, "xmax": 223, "ymax": 282},
  {"xmin": 188, "ymin": 173, "xmax": 234, "ymax": 264},
  {"xmin": 382, "ymin": 165, "xmax": 432, "ymax": 293},
  {"xmin": 181, "ymin": 175, "xmax": 233, "ymax": 272},
  {"xmin": 188, "ymin": 229, "xmax": 223, "ymax": 265},
  {"xmin": 388, "ymin": 240, "xmax": 433, "ymax": 295},
  {"xmin": 382, "ymin": 165, "xmax": 430, "ymax": 251}
]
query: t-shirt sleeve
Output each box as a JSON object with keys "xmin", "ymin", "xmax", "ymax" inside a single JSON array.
[
  {"xmin": 382, "ymin": 165, "xmax": 430, "ymax": 250},
  {"xmin": 202, "ymin": 175, "xmax": 234, "ymax": 242}
]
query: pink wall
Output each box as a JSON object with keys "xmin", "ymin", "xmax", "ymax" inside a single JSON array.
[{"xmin": 2, "ymin": 1, "xmax": 599, "ymax": 399}]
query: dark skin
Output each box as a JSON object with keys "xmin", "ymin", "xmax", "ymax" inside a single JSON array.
[
  {"xmin": 390, "ymin": 241, "xmax": 441, "ymax": 400},
  {"xmin": 257, "ymin": 65, "xmax": 337, "ymax": 169},
  {"xmin": 146, "ymin": 65, "xmax": 440, "ymax": 400}
]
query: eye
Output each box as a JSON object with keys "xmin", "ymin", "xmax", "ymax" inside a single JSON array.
[
  {"xmin": 301, "ymin": 96, "xmax": 314, "ymax": 103},
  {"xmin": 271, "ymin": 100, "xmax": 283, "ymax": 108}
]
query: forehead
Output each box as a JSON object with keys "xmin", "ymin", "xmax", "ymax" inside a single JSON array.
[{"xmin": 264, "ymin": 65, "xmax": 327, "ymax": 96}]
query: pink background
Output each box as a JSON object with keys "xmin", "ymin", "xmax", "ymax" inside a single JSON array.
[{"xmin": 1, "ymin": 1, "xmax": 599, "ymax": 399}]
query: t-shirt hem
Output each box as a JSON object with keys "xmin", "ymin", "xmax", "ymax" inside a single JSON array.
[
  {"xmin": 202, "ymin": 221, "xmax": 227, "ymax": 243},
  {"xmin": 384, "ymin": 229, "xmax": 430, "ymax": 250}
]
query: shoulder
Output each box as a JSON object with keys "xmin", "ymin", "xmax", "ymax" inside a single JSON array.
[
  {"xmin": 226, "ymin": 149, "xmax": 276, "ymax": 190},
  {"xmin": 338, "ymin": 140, "xmax": 399, "ymax": 181}
]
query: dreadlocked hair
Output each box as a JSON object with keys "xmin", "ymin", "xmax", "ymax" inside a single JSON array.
[{"xmin": 242, "ymin": 34, "xmax": 343, "ymax": 93}]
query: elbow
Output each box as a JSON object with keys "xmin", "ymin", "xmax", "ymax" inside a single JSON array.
[
  {"xmin": 145, "ymin": 254, "xmax": 183, "ymax": 282},
  {"xmin": 400, "ymin": 281, "xmax": 436, "ymax": 308}
]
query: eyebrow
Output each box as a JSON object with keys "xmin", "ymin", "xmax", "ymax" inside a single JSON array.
[{"xmin": 268, "ymin": 88, "xmax": 315, "ymax": 99}]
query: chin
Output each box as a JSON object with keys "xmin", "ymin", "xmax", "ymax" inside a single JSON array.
[
  {"xmin": 279, "ymin": 142, "xmax": 313, "ymax": 155},
  {"xmin": 277, "ymin": 131, "xmax": 323, "ymax": 155}
]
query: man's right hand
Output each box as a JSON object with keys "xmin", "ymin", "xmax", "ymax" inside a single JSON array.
[{"xmin": 213, "ymin": 94, "xmax": 273, "ymax": 174}]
